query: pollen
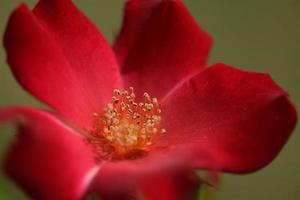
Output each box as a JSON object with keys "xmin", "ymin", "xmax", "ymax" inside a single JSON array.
[{"xmin": 90, "ymin": 87, "xmax": 166, "ymax": 160}]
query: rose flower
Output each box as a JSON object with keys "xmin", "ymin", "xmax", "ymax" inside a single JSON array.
[{"xmin": 0, "ymin": 0, "xmax": 297, "ymax": 200}]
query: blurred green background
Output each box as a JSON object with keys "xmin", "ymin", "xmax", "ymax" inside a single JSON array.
[{"xmin": 0, "ymin": 0, "xmax": 299, "ymax": 199}]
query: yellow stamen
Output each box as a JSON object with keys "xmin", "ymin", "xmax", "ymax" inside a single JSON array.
[{"xmin": 91, "ymin": 87, "xmax": 166, "ymax": 159}]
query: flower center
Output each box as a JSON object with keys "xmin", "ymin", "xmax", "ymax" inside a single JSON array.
[{"xmin": 90, "ymin": 87, "xmax": 166, "ymax": 160}]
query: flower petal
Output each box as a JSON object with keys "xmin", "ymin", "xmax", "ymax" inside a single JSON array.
[
  {"xmin": 90, "ymin": 150, "xmax": 207, "ymax": 200},
  {"xmin": 161, "ymin": 63, "xmax": 297, "ymax": 173},
  {"xmin": 140, "ymin": 171, "xmax": 201, "ymax": 200},
  {"xmin": 114, "ymin": 0, "xmax": 212, "ymax": 99},
  {"xmin": 0, "ymin": 107, "xmax": 99, "ymax": 200},
  {"xmin": 4, "ymin": 1, "xmax": 120, "ymax": 129}
]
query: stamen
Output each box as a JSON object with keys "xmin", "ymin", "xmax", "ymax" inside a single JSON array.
[{"xmin": 90, "ymin": 87, "xmax": 166, "ymax": 160}]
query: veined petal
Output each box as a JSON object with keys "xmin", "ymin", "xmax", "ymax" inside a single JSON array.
[
  {"xmin": 114, "ymin": 0, "xmax": 212, "ymax": 100},
  {"xmin": 0, "ymin": 107, "xmax": 99, "ymax": 200},
  {"xmin": 4, "ymin": 1, "xmax": 120, "ymax": 129},
  {"xmin": 161, "ymin": 63, "xmax": 297, "ymax": 173}
]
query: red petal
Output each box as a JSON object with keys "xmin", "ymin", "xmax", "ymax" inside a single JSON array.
[
  {"xmin": 0, "ymin": 108, "xmax": 99, "ymax": 200},
  {"xmin": 140, "ymin": 171, "xmax": 201, "ymax": 200},
  {"xmin": 4, "ymin": 2, "xmax": 120, "ymax": 129},
  {"xmin": 90, "ymin": 150, "xmax": 204, "ymax": 200},
  {"xmin": 161, "ymin": 64, "xmax": 297, "ymax": 173},
  {"xmin": 114, "ymin": 0, "xmax": 212, "ymax": 99}
]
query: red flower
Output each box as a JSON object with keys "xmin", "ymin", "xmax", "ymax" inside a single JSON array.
[{"xmin": 0, "ymin": 0, "xmax": 297, "ymax": 199}]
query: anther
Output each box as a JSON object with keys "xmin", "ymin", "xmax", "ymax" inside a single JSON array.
[
  {"xmin": 95, "ymin": 87, "xmax": 166, "ymax": 159},
  {"xmin": 114, "ymin": 89, "xmax": 121, "ymax": 96}
]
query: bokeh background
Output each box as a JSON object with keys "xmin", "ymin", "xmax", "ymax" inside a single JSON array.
[{"xmin": 0, "ymin": 0, "xmax": 299, "ymax": 199}]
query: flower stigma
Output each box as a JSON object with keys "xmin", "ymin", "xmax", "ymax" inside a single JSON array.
[{"xmin": 89, "ymin": 87, "xmax": 166, "ymax": 161}]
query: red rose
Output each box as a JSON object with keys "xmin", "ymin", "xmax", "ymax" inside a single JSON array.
[{"xmin": 0, "ymin": 0, "xmax": 297, "ymax": 199}]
